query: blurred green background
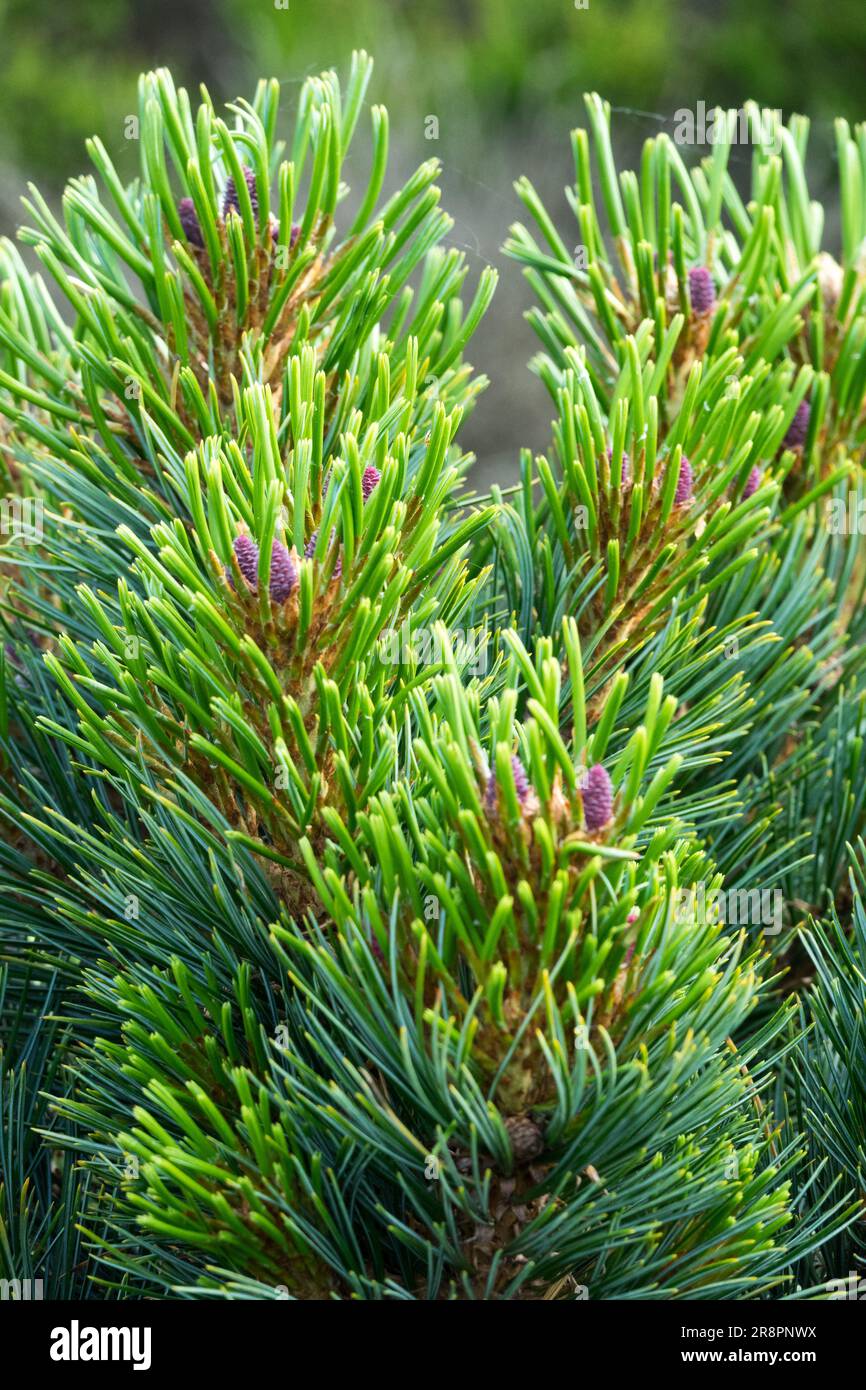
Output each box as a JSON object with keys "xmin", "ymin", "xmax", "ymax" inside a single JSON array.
[{"xmin": 2, "ymin": 0, "xmax": 865, "ymax": 478}]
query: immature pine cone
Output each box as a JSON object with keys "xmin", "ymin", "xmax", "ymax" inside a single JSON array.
[
  {"xmin": 232, "ymin": 534, "xmax": 260, "ymax": 588},
  {"xmin": 688, "ymin": 265, "xmax": 716, "ymax": 315},
  {"xmin": 485, "ymin": 754, "xmax": 533, "ymax": 813},
  {"xmin": 607, "ymin": 447, "xmax": 630, "ymax": 485},
  {"xmin": 674, "ymin": 456, "xmax": 693, "ymax": 506},
  {"xmin": 223, "ymin": 165, "xmax": 259, "ymax": 221},
  {"xmin": 582, "ymin": 763, "xmax": 613, "ymax": 831},
  {"xmin": 742, "ymin": 465, "xmax": 762, "ymax": 500},
  {"xmin": 783, "ymin": 400, "xmax": 810, "ymax": 450},
  {"xmin": 269, "ymin": 540, "xmax": 298, "ymax": 602},
  {"xmin": 362, "ymin": 465, "xmax": 382, "ymax": 500},
  {"xmin": 177, "ymin": 197, "xmax": 204, "ymax": 248}
]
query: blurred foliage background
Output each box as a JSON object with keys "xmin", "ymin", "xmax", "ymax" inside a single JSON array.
[{"xmin": 2, "ymin": 0, "xmax": 865, "ymax": 479}]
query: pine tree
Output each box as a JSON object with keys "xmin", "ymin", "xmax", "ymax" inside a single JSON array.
[{"xmin": 1, "ymin": 64, "xmax": 865, "ymax": 1300}]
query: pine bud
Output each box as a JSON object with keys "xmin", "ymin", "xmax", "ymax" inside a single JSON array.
[
  {"xmin": 362, "ymin": 465, "xmax": 381, "ymax": 500},
  {"xmin": 674, "ymin": 455, "xmax": 693, "ymax": 506},
  {"xmin": 223, "ymin": 166, "xmax": 259, "ymax": 221},
  {"xmin": 269, "ymin": 540, "xmax": 298, "ymax": 602},
  {"xmin": 688, "ymin": 266, "xmax": 716, "ymax": 315},
  {"xmin": 178, "ymin": 197, "xmax": 204, "ymax": 248},
  {"xmin": 783, "ymin": 400, "xmax": 810, "ymax": 450},
  {"xmin": 742, "ymin": 465, "xmax": 762, "ymax": 500},
  {"xmin": 504, "ymin": 1114, "xmax": 544, "ymax": 1164},
  {"xmin": 232, "ymin": 534, "xmax": 260, "ymax": 589},
  {"xmin": 817, "ymin": 251, "xmax": 844, "ymax": 311},
  {"xmin": 582, "ymin": 763, "xmax": 613, "ymax": 831}
]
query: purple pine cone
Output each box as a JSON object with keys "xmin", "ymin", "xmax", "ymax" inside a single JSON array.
[
  {"xmin": 223, "ymin": 166, "xmax": 259, "ymax": 221},
  {"xmin": 362, "ymin": 465, "xmax": 381, "ymax": 501},
  {"xmin": 511, "ymin": 755, "xmax": 532, "ymax": 806},
  {"xmin": 742, "ymin": 466, "xmax": 762, "ymax": 500},
  {"xmin": 674, "ymin": 455, "xmax": 693, "ymax": 506},
  {"xmin": 688, "ymin": 266, "xmax": 716, "ymax": 315},
  {"xmin": 178, "ymin": 197, "xmax": 204, "ymax": 248},
  {"xmin": 582, "ymin": 763, "xmax": 613, "ymax": 831},
  {"xmin": 484, "ymin": 769, "xmax": 497, "ymax": 811},
  {"xmin": 270, "ymin": 220, "xmax": 301, "ymax": 248},
  {"xmin": 233, "ymin": 534, "xmax": 260, "ymax": 589},
  {"xmin": 486, "ymin": 754, "xmax": 533, "ymax": 813},
  {"xmin": 607, "ymin": 448, "xmax": 630, "ymax": 485},
  {"xmin": 304, "ymin": 529, "xmax": 342, "ymax": 578},
  {"xmin": 269, "ymin": 540, "xmax": 298, "ymax": 602},
  {"xmin": 783, "ymin": 400, "xmax": 810, "ymax": 450}
]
